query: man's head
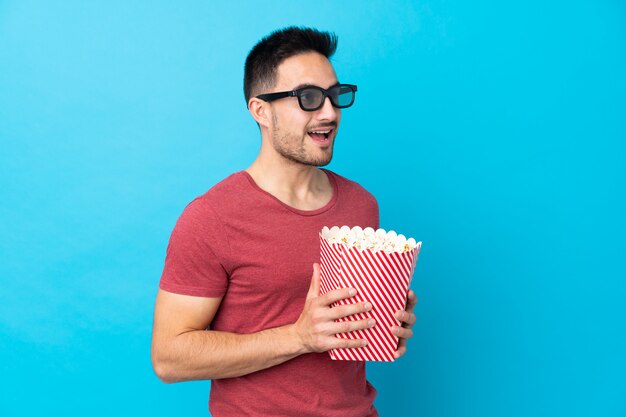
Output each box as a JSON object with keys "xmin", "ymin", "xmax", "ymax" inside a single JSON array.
[
  {"xmin": 245, "ymin": 27, "xmax": 354, "ymax": 167},
  {"xmin": 244, "ymin": 27, "xmax": 337, "ymax": 105}
]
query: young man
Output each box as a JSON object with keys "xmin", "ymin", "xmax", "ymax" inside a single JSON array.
[{"xmin": 151, "ymin": 27, "xmax": 418, "ymax": 416}]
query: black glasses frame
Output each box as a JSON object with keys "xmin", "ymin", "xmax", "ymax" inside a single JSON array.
[{"xmin": 256, "ymin": 84, "xmax": 358, "ymax": 111}]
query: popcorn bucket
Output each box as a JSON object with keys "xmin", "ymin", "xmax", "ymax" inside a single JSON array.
[{"xmin": 319, "ymin": 226, "xmax": 422, "ymax": 362}]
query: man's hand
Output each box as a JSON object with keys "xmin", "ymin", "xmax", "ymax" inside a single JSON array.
[
  {"xmin": 294, "ymin": 263, "xmax": 376, "ymax": 353},
  {"xmin": 392, "ymin": 289, "xmax": 418, "ymax": 359}
]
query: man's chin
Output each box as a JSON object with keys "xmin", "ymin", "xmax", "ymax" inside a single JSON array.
[
  {"xmin": 300, "ymin": 154, "xmax": 333, "ymax": 167},
  {"xmin": 315, "ymin": 156, "xmax": 332, "ymax": 167},
  {"xmin": 308, "ymin": 149, "xmax": 333, "ymax": 167}
]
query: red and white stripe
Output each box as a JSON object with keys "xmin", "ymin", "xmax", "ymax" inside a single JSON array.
[{"xmin": 319, "ymin": 233, "xmax": 421, "ymax": 362}]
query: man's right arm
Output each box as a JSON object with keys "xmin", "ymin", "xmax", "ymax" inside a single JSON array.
[{"xmin": 151, "ymin": 263, "xmax": 375, "ymax": 382}]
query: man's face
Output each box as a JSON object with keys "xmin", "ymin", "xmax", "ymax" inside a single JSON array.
[{"xmin": 266, "ymin": 52, "xmax": 342, "ymax": 167}]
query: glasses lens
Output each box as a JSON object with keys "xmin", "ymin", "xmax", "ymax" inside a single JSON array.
[
  {"xmin": 331, "ymin": 85, "xmax": 355, "ymax": 108},
  {"xmin": 299, "ymin": 88, "xmax": 324, "ymax": 110}
]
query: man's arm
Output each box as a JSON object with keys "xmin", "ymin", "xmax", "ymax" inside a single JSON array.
[{"xmin": 151, "ymin": 263, "xmax": 375, "ymax": 382}]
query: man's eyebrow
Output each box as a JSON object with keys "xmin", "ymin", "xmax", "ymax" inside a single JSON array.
[{"xmin": 292, "ymin": 82, "xmax": 340, "ymax": 90}]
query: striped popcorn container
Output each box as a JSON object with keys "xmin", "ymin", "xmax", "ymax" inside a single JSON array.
[{"xmin": 319, "ymin": 226, "xmax": 422, "ymax": 362}]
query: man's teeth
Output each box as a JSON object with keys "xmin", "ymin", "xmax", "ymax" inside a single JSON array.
[{"xmin": 309, "ymin": 130, "xmax": 331, "ymax": 134}]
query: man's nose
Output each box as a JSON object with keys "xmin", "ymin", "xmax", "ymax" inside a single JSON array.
[{"xmin": 316, "ymin": 96, "xmax": 339, "ymax": 120}]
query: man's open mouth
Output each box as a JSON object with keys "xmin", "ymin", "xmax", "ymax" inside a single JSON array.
[{"xmin": 307, "ymin": 128, "xmax": 333, "ymax": 141}]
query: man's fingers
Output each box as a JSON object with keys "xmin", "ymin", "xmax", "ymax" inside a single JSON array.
[
  {"xmin": 306, "ymin": 263, "xmax": 321, "ymax": 300},
  {"xmin": 395, "ymin": 310, "xmax": 416, "ymax": 326},
  {"xmin": 327, "ymin": 302, "xmax": 372, "ymax": 320},
  {"xmin": 394, "ymin": 344, "xmax": 407, "ymax": 359},
  {"xmin": 327, "ymin": 318, "xmax": 376, "ymax": 335},
  {"xmin": 319, "ymin": 286, "xmax": 357, "ymax": 306},
  {"xmin": 392, "ymin": 326, "xmax": 414, "ymax": 339},
  {"xmin": 331, "ymin": 336, "xmax": 368, "ymax": 350},
  {"xmin": 391, "ymin": 292, "xmax": 417, "ymax": 360},
  {"xmin": 406, "ymin": 290, "xmax": 418, "ymax": 311},
  {"xmin": 394, "ymin": 337, "xmax": 408, "ymax": 359}
]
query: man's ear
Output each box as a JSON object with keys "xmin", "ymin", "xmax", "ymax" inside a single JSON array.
[{"xmin": 248, "ymin": 98, "xmax": 271, "ymax": 128}]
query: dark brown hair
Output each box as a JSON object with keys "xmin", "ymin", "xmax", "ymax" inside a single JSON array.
[{"xmin": 244, "ymin": 26, "xmax": 338, "ymax": 104}]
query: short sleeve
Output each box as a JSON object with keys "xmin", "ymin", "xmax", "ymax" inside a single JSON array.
[
  {"xmin": 159, "ymin": 198, "xmax": 230, "ymax": 297},
  {"xmin": 373, "ymin": 197, "xmax": 380, "ymax": 230}
]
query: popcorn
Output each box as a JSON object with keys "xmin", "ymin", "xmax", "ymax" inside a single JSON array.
[
  {"xmin": 321, "ymin": 226, "xmax": 418, "ymax": 254},
  {"xmin": 319, "ymin": 225, "xmax": 422, "ymax": 362}
]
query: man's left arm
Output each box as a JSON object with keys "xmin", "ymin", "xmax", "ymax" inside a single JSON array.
[{"xmin": 392, "ymin": 289, "xmax": 418, "ymax": 359}]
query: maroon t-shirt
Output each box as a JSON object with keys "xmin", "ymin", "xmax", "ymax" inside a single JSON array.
[{"xmin": 159, "ymin": 169, "xmax": 380, "ymax": 417}]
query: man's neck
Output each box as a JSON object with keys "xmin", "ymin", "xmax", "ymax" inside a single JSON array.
[{"xmin": 245, "ymin": 155, "xmax": 333, "ymax": 211}]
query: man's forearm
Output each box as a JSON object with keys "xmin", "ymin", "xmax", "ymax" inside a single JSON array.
[{"xmin": 153, "ymin": 324, "xmax": 306, "ymax": 382}]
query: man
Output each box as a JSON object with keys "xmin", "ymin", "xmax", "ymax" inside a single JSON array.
[{"xmin": 151, "ymin": 26, "xmax": 418, "ymax": 416}]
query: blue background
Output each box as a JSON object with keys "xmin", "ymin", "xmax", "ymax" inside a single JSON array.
[{"xmin": 1, "ymin": 1, "xmax": 625, "ymax": 416}]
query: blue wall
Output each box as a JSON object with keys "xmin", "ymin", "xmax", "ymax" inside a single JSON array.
[{"xmin": 1, "ymin": 1, "xmax": 624, "ymax": 416}]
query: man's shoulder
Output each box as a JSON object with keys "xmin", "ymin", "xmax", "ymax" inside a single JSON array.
[
  {"xmin": 179, "ymin": 171, "xmax": 248, "ymax": 217},
  {"xmin": 207, "ymin": 170, "xmax": 247, "ymax": 194},
  {"xmin": 325, "ymin": 169, "xmax": 378, "ymax": 203}
]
